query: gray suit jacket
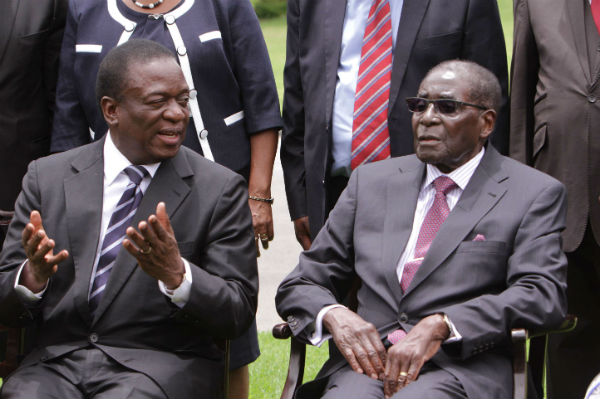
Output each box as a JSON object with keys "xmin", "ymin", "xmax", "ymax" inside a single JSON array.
[
  {"xmin": 0, "ymin": 138, "xmax": 258, "ymax": 397},
  {"xmin": 510, "ymin": 0, "xmax": 600, "ymax": 252},
  {"xmin": 276, "ymin": 146, "xmax": 568, "ymax": 398},
  {"xmin": 281, "ymin": 0, "xmax": 509, "ymax": 239}
]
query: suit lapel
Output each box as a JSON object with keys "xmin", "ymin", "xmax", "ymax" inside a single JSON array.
[
  {"xmin": 324, "ymin": 0, "xmax": 348, "ymax": 128},
  {"xmin": 566, "ymin": 0, "xmax": 592, "ymax": 84},
  {"xmin": 402, "ymin": 147, "xmax": 508, "ymax": 299},
  {"xmin": 65, "ymin": 140, "xmax": 105, "ymax": 325},
  {"xmin": 388, "ymin": 0, "xmax": 430, "ymax": 112},
  {"xmin": 92, "ymin": 150, "xmax": 193, "ymax": 324},
  {"xmin": 382, "ymin": 160, "xmax": 423, "ymax": 304},
  {"xmin": 0, "ymin": 0, "xmax": 19, "ymax": 61}
]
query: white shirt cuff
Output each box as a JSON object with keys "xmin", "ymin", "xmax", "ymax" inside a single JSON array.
[
  {"xmin": 14, "ymin": 260, "xmax": 47, "ymax": 303},
  {"xmin": 309, "ymin": 304, "xmax": 347, "ymax": 347},
  {"xmin": 158, "ymin": 258, "xmax": 192, "ymax": 308},
  {"xmin": 443, "ymin": 314, "xmax": 462, "ymax": 343}
]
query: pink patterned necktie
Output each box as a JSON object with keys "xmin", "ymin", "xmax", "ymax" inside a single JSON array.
[
  {"xmin": 350, "ymin": 0, "xmax": 392, "ymax": 170},
  {"xmin": 388, "ymin": 176, "xmax": 457, "ymax": 345},
  {"xmin": 592, "ymin": 0, "xmax": 600, "ymax": 33}
]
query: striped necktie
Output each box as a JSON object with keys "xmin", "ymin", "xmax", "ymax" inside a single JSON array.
[
  {"xmin": 388, "ymin": 176, "xmax": 457, "ymax": 345},
  {"xmin": 350, "ymin": 0, "xmax": 393, "ymax": 170},
  {"xmin": 89, "ymin": 165, "xmax": 149, "ymax": 314}
]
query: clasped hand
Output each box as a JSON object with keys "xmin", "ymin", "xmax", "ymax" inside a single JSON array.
[
  {"xmin": 123, "ymin": 202, "xmax": 185, "ymax": 290},
  {"xmin": 323, "ymin": 307, "xmax": 449, "ymax": 398}
]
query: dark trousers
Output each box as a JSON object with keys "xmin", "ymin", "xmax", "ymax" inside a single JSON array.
[
  {"xmin": 1, "ymin": 348, "xmax": 167, "ymax": 399},
  {"xmin": 326, "ymin": 175, "xmax": 350, "ymax": 217},
  {"xmin": 546, "ymin": 226, "xmax": 600, "ymax": 398}
]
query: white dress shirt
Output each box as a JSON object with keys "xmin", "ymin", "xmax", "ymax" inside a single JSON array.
[
  {"xmin": 310, "ymin": 148, "xmax": 485, "ymax": 345},
  {"xmin": 331, "ymin": 0, "xmax": 404, "ymax": 177},
  {"xmin": 15, "ymin": 133, "xmax": 192, "ymax": 307}
]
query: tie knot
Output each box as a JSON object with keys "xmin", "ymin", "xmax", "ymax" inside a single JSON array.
[
  {"xmin": 433, "ymin": 176, "xmax": 456, "ymax": 195},
  {"xmin": 123, "ymin": 165, "xmax": 149, "ymax": 186}
]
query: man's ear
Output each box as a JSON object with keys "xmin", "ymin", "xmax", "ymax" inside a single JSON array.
[
  {"xmin": 100, "ymin": 96, "xmax": 119, "ymax": 127},
  {"xmin": 479, "ymin": 109, "xmax": 497, "ymax": 141}
]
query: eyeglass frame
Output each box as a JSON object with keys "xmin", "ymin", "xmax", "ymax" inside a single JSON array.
[{"xmin": 405, "ymin": 97, "xmax": 489, "ymax": 115}]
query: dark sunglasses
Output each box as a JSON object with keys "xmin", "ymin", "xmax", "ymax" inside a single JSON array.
[{"xmin": 406, "ymin": 97, "xmax": 488, "ymax": 115}]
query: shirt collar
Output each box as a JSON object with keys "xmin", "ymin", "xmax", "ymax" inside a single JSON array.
[
  {"xmin": 423, "ymin": 147, "xmax": 485, "ymax": 191},
  {"xmin": 104, "ymin": 132, "xmax": 161, "ymax": 185}
]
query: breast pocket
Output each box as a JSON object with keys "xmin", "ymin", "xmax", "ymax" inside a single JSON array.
[{"xmin": 455, "ymin": 240, "xmax": 508, "ymax": 255}]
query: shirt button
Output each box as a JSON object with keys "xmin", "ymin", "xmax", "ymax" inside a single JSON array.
[
  {"xmin": 177, "ymin": 46, "xmax": 187, "ymax": 56},
  {"xmin": 588, "ymin": 95, "xmax": 597, "ymax": 103},
  {"xmin": 164, "ymin": 14, "xmax": 176, "ymax": 25},
  {"xmin": 399, "ymin": 313, "xmax": 408, "ymax": 323},
  {"xmin": 125, "ymin": 22, "xmax": 135, "ymax": 32},
  {"xmin": 89, "ymin": 333, "xmax": 98, "ymax": 343},
  {"xmin": 199, "ymin": 129, "xmax": 208, "ymax": 140}
]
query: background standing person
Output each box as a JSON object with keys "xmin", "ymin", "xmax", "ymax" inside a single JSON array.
[
  {"xmin": 0, "ymin": 0, "xmax": 67, "ymax": 247},
  {"xmin": 281, "ymin": 0, "xmax": 509, "ymax": 250},
  {"xmin": 511, "ymin": 0, "xmax": 600, "ymax": 396},
  {"xmin": 49, "ymin": 0, "xmax": 282, "ymax": 396}
]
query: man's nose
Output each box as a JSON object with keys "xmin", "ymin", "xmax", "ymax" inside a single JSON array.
[
  {"xmin": 163, "ymin": 100, "xmax": 188, "ymax": 121},
  {"xmin": 419, "ymin": 102, "xmax": 440, "ymax": 125}
]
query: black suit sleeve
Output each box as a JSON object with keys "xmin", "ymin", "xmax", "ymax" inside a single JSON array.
[
  {"xmin": 509, "ymin": 0, "xmax": 538, "ymax": 165},
  {"xmin": 177, "ymin": 173, "xmax": 258, "ymax": 339},
  {"xmin": 462, "ymin": 0, "xmax": 510, "ymax": 155},
  {"xmin": 280, "ymin": 0, "xmax": 308, "ymax": 221}
]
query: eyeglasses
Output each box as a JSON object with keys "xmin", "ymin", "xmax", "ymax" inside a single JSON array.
[{"xmin": 406, "ymin": 97, "xmax": 488, "ymax": 115}]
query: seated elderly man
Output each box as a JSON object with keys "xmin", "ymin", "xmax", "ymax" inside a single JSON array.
[
  {"xmin": 276, "ymin": 60, "xmax": 568, "ymax": 399},
  {"xmin": 0, "ymin": 39, "xmax": 257, "ymax": 398}
]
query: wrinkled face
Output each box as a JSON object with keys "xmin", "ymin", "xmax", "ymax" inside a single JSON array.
[
  {"xmin": 105, "ymin": 57, "xmax": 190, "ymax": 165},
  {"xmin": 411, "ymin": 68, "xmax": 493, "ymax": 173}
]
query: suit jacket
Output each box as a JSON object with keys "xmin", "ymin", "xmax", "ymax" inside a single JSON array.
[
  {"xmin": 50, "ymin": 0, "xmax": 281, "ymax": 175},
  {"xmin": 0, "ymin": 139, "xmax": 258, "ymax": 397},
  {"xmin": 510, "ymin": 0, "xmax": 600, "ymax": 252},
  {"xmin": 0, "ymin": 0, "xmax": 66, "ymax": 211},
  {"xmin": 280, "ymin": 0, "xmax": 509, "ymax": 239},
  {"xmin": 276, "ymin": 146, "xmax": 568, "ymax": 398}
]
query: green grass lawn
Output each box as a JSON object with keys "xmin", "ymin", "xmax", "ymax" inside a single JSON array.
[{"xmin": 250, "ymin": 2, "xmax": 513, "ymax": 397}]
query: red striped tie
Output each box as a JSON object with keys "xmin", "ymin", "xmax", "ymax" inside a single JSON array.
[
  {"xmin": 592, "ymin": 0, "xmax": 600, "ymax": 33},
  {"xmin": 351, "ymin": 0, "xmax": 392, "ymax": 170}
]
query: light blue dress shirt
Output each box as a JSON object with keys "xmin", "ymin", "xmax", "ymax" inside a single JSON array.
[{"xmin": 331, "ymin": 0, "xmax": 403, "ymax": 177}]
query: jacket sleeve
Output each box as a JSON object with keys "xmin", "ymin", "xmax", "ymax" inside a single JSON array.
[
  {"xmin": 176, "ymin": 173, "xmax": 258, "ymax": 339},
  {"xmin": 462, "ymin": 0, "xmax": 510, "ymax": 155},
  {"xmin": 276, "ymin": 169, "xmax": 359, "ymax": 341},
  {"xmin": 0, "ymin": 162, "xmax": 44, "ymax": 327},
  {"xmin": 280, "ymin": 0, "xmax": 308, "ymax": 221},
  {"xmin": 50, "ymin": 0, "xmax": 92, "ymax": 153},
  {"xmin": 509, "ymin": 0, "xmax": 538, "ymax": 165},
  {"xmin": 226, "ymin": 0, "xmax": 282, "ymax": 135}
]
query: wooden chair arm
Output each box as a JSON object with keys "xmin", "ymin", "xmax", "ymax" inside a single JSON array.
[
  {"xmin": 512, "ymin": 328, "xmax": 529, "ymax": 399},
  {"xmin": 273, "ymin": 322, "xmax": 306, "ymax": 399}
]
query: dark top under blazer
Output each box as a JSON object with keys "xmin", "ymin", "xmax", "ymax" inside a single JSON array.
[
  {"xmin": 0, "ymin": 139, "xmax": 258, "ymax": 397},
  {"xmin": 276, "ymin": 146, "xmax": 568, "ymax": 398},
  {"xmin": 50, "ymin": 0, "xmax": 282, "ymax": 174},
  {"xmin": 0, "ymin": 0, "xmax": 66, "ymax": 211},
  {"xmin": 281, "ymin": 0, "xmax": 509, "ymax": 239}
]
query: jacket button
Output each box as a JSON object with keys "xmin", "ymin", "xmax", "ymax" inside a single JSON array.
[
  {"xmin": 89, "ymin": 333, "xmax": 99, "ymax": 343},
  {"xmin": 199, "ymin": 129, "xmax": 208, "ymax": 140},
  {"xmin": 399, "ymin": 313, "xmax": 408, "ymax": 323},
  {"xmin": 164, "ymin": 14, "xmax": 176, "ymax": 25},
  {"xmin": 588, "ymin": 95, "xmax": 597, "ymax": 103},
  {"xmin": 40, "ymin": 356, "xmax": 48, "ymax": 361}
]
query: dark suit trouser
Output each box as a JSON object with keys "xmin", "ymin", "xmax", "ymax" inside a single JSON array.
[
  {"xmin": 0, "ymin": 348, "xmax": 167, "ymax": 399},
  {"xmin": 320, "ymin": 363, "xmax": 466, "ymax": 399},
  {"xmin": 546, "ymin": 226, "xmax": 600, "ymax": 398}
]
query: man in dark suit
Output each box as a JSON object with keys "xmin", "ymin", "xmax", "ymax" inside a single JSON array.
[
  {"xmin": 0, "ymin": 0, "xmax": 67, "ymax": 246},
  {"xmin": 510, "ymin": 0, "xmax": 600, "ymax": 396},
  {"xmin": 0, "ymin": 39, "xmax": 257, "ymax": 398},
  {"xmin": 281, "ymin": 0, "xmax": 509, "ymax": 250},
  {"xmin": 276, "ymin": 60, "xmax": 567, "ymax": 398}
]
